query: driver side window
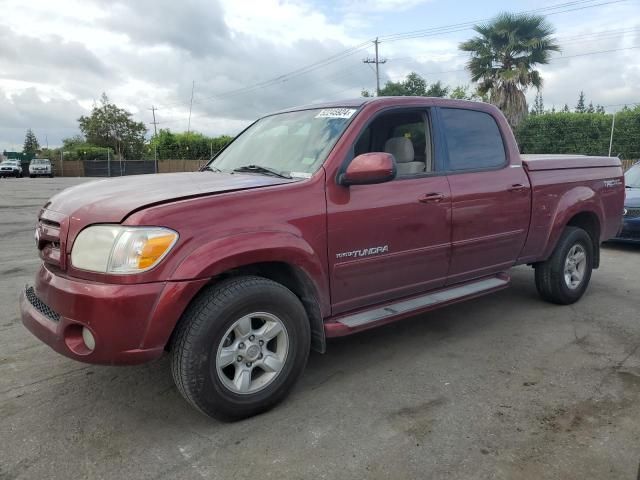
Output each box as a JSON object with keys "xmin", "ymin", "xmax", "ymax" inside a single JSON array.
[{"xmin": 353, "ymin": 109, "xmax": 433, "ymax": 176}]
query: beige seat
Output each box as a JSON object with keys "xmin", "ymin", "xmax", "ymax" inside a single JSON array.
[{"xmin": 384, "ymin": 137, "xmax": 425, "ymax": 175}]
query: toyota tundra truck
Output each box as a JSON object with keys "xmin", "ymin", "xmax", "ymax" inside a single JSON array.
[{"xmin": 20, "ymin": 97, "xmax": 625, "ymax": 420}]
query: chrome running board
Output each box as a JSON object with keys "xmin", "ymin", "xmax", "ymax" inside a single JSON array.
[{"xmin": 325, "ymin": 275, "xmax": 509, "ymax": 335}]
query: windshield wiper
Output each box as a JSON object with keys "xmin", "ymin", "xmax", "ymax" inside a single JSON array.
[{"xmin": 232, "ymin": 164, "xmax": 291, "ymax": 179}]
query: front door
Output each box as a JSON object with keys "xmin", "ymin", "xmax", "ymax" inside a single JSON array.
[{"xmin": 326, "ymin": 108, "xmax": 452, "ymax": 314}]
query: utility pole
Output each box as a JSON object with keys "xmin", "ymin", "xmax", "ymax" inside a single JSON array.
[
  {"xmin": 148, "ymin": 105, "xmax": 160, "ymax": 172},
  {"xmin": 187, "ymin": 80, "xmax": 195, "ymax": 135},
  {"xmin": 608, "ymin": 111, "xmax": 616, "ymax": 157},
  {"xmin": 149, "ymin": 105, "xmax": 159, "ymax": 136},
  {"xmin": 363, "ymin": 38, "xmax": 387, "ymax": 96}
]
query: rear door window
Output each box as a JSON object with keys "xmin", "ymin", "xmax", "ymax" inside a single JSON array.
[{"xmin": 440, "ymin": 108, "xmax": 506, "ymax": 171}]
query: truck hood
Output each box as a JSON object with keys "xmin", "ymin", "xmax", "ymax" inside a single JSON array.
[
  {"xmin": 625, "ymin": 188, "xmax": 640, "ymax": 208},
  {"xmin": 45, "ymin": 172, "xmax": 294, "ymax": 223}
]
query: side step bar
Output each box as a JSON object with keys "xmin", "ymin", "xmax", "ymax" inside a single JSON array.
[{"xmin": 324, "ymin": 274, "xmax": 510, "ymax": 337}]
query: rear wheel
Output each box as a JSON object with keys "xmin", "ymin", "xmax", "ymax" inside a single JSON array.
[
  {"xmin": 171, "ymin": 276, "xmax": 310, "ymax": 421},
  {"xmin": 535, "ymin": 226, "xmax": 593, "ymax": 305}
]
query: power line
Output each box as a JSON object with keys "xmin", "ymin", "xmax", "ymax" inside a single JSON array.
[
  {"xmin": 155, "ymin": 0, "xmax": 627, "ymax": 111},
  {"xmin": 385, "ymin": 45, "xmax": 640, "ymax": 79},
  {"xmin": 379, "ymin": 0, "xmax": 630, "ymax": 43},
  {"xmin": 151, "ymin": 0, "xmax": 634, "ymax": 127},
  {"xmin": 386, "ymin": 26, "xmax": 640, "ymax": 63}
]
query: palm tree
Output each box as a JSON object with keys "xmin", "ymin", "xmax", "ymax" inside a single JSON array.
[{"xmin": 459, "ymin": 13, "xmax": 560, "ymax": 127}]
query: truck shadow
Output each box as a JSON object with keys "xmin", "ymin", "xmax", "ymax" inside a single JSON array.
[
  {"xmin": 602, "ymin": 241, "xmax": 640, "ymax": 253},
  {"xmin": 41, "ymin": 266, "xmax": 542, "ymax": 427}
]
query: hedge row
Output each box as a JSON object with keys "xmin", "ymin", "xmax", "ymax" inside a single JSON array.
[{"xmin": 515, "ymin": 109, "xmax": 640, "ymax": 159}]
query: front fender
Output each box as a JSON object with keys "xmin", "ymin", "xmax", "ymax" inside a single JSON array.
[
  {"xmin": 542, "ymin": 186, "xmax": 604, "ymax": 260},
  {"xmin": 170, "ymin": 230, "xmax": 330, "ymax": 315}
]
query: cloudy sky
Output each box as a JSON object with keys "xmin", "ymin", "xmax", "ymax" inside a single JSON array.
[{"xmin": 0, "ymin": 0, "xmax": 638, "ymax": 150}]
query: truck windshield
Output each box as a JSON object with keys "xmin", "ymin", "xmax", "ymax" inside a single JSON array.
[
  {"xmin": 625, "ymin": 166, "xmax": 640, "ymax": 188},
  {"xmin": 208, "ymin": 108, "xmax": 357, "ymax": 178}
]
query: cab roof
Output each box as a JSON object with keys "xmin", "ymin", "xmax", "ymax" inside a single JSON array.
[{"xmin": 272, "ymin": 96, "xmax": 487, "ymax": 115}]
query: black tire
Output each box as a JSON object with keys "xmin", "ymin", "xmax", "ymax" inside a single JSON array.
[
  {"xmin": 535, "ymin": 226, "xmax": 594, "ymax": 305},
  {"xmin": 30, "ymin": 175, "xmax": 34, "ymax": 178},
  {"xmin": 171, "ymin": 276, "xmax": 310, "ymax": 421}
]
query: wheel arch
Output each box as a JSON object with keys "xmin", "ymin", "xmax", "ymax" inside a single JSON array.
[
  {"xmin": 168, "ymin": 232, "xmax": 329, "ymax": 353},
  {"xmin": 566, "ymin": 211, "xmax": 601, "ymax": 268},
  {"xmin": 540, "ymin": 187, "xmax": 604, "ymax": 268},
  {"xmin": 210, "ymin": 261, "xmax": 326, "ymax": 353}
]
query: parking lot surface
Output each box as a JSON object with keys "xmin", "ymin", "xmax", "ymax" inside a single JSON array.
[{"xmin": 1, "ymin": 177, "xmax": 639, "ymax": 480}]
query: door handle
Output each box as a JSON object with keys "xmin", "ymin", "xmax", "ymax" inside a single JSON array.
[
  {"xmin": 508, "ymin": 183, "xmax": 528, "ymax": 193},
  {"xmin": 418, "ymin": 193, "xmax": 445, "ymax": 203}
]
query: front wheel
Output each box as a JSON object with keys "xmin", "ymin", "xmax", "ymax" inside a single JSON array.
[
  {"xmin": 535, "ymin": 226, "xmax": 594, "ymax": 305},
  {"xmin": 170, "ymin": 276, "xmax": 310, "ymax": 421}
]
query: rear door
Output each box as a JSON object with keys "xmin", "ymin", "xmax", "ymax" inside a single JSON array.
[
  {"xmin": 326, "ymin": 108, "xmax": 452, "ymax": 314},
  {"xmin": 439, "ymin": 107, "xmax": 531, "ymax": 285}
]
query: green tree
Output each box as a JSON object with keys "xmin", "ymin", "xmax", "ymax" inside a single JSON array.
[
  {"xmin": 562, "ymin": 104, "xmax": 570, "ymax": 113},
  {"xmin": 531, "ymin": 92, "xmax": 544, "ymax": 115},
  {"xmin": 459, "ymin": 12, "xmax": 560, "ymax": 127},
  {"xmin": 575, "ymin": 91, "xmax": 586, "ymax": 113},
  {"xmin": 596, "ymin": 104, "xmax": 606, "ymax": 114},
  {"xmin": 23, "ymin": 129, "xmax": 39, "ymax": 155},
  {"xmin": 586, "ymin": 101, "xmax": 595, "ymax": 114},
  {"xmin": 450, "ymin": 85, "xmax": 470, "ymax": 100},
  {"xmin": 62, "ymin": 135, "xmax": 86, "ymax": 150},
  {"xmin": 78, "ymin": 93, "xmax": 147, "ymax": 159},
  {"xmin": 148, "ymin": 129, "xmax": 233, "ymax": 160},
  {"xmin": 367, "ymin": 72, "xmax": 451, "ymax": 98},
  {"xmin": 425, "ymin": 80, "xmax": 449, "ymax": 97},
  {"xmin": 379, "ymin": 72, "xmax": 427, "ymax": 96}
]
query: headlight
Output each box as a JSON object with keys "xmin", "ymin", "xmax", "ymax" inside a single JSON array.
[{"xmin": 71, "ymin": 225, "xmax": 178, "ymax": 274}]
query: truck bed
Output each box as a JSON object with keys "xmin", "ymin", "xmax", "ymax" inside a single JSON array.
[{"xmin": 517, "ymin": 154, "xmax": 624, "ymax": 265}]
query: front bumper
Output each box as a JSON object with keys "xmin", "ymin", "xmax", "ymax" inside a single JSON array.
[
  {"xmin": 0, "ymin": 169, "xmax": 20, "ymax": 177},
  {"xmin": 20, "ymin": 264, "xmax": 208, "ymax": 365}
]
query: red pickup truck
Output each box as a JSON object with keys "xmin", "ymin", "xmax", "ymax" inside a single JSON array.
[{"xmin": 21, "ymin": 97, "xmax": 624, "ymax": 420}]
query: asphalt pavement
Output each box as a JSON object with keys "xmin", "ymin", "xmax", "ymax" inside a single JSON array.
[{"xmin": 1, "ymin": 177, "xmax": 639, "ymax": 479}]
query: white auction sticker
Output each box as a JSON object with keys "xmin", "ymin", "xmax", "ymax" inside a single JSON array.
[{"xmin": 315, "ymin": 108, "xmax": 357, "ymax": 119}]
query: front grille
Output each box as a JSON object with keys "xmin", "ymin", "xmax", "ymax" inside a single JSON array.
[
  {"xmin": 625, "ymin": 208, "xmax": 640, "ymax": 219},
  {"xmin": 25, "ymin": 286, "xmax": 60, "ymax": 322},
  {"xmin": 36, "ymin": 217, "xmax": 63, "ymax": 268}
]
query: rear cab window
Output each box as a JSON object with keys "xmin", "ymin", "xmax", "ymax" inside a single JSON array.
[{"xmin": 440, "ymin": 108, "xmax": 506, "ymax": 172}]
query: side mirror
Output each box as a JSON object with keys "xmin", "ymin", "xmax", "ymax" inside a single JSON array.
[{"xmin": 339, "ymin": 152, "xmax": 397, "ymax": 186}]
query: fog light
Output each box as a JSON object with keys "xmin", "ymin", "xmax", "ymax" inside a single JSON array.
[{"xmin": 82, "ymin": 327, "xmax": 95, "ymax": 351}]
